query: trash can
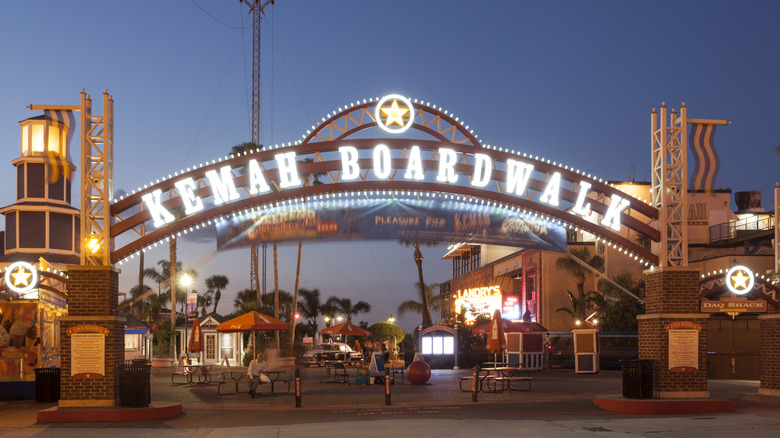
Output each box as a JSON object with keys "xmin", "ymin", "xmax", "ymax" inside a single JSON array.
[
  {"xmin": 34, "ymin": 367, "xmax": 61, "ymax": 402},
  {"xmin": 117, "ymin": 364, "xmax": 151, "ymax": 407},
  {"xmin": 621, "ymin": 359, "xmax": 653, "ymax": 399}
]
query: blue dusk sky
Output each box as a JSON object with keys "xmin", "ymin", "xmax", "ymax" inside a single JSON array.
[{"xmin": 0, "ymin": 1, "xmax": 778, "ymax": 332}]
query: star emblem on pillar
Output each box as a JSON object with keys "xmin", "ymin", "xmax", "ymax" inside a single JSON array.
[{"xmin": 11, "ymin": 266, "xmax": 32, "ymax": 287}]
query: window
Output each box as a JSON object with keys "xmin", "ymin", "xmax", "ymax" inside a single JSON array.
[
  {"xmin": 526, "ymin": 271, "xmax": 536, "ymax": 301},
  {"xmin": 220, "ymin": 333, "xmax": 233, "ymax": 360},
  {"xmin": 124, "ymin": 334, "xmax": 138, "ymax": 350},
  {"xmin": 421, "ymin": 335, "xmax": 455, "ymax": 355},
  {"xmin": 206, "ymin": 334, "xmax": 216, "ymax": 360}
]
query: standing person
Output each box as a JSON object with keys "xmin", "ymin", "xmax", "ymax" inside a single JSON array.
[
  {"xmin": 247, "ymin": 352, "xmax": 270, "ymax": 398},
  {"xmin": 363, "ymin": 341, "xmax": 372, "ymax": 363},
  {"xmin": 353, "ymin": 339, "xmax": 361, "ymax": 357}
]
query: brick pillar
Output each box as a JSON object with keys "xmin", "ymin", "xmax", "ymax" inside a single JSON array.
[
  {"xmin": 758, "ymin": 313, "xmax": 780, "ymax": 397},
  {"xmin": 59, "ymin": 265, "xmax": 124, "ymax": 408},
  {"xmin": 637, "ymin": 266, "xmax": 709, "ymax": 399}
]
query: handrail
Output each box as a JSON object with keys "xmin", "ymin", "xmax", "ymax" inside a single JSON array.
[{"xmin": 709, "ymin": 215, "xmax": 774, "ymax": 243}]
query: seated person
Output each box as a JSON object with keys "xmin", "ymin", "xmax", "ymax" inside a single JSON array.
[{"xmin": 247, "ymin": 352, "xmax": 270, "ymax": 398}]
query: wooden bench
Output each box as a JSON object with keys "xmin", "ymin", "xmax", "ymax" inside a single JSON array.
[{"xmin": 494, "ymin": 376, "xmax": 532, "ymax": 392}]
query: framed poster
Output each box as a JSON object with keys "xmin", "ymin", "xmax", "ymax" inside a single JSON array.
[
  {"xmin": 67, "ymin": 325, "xmax": 109, "ymax": 379},
  {"xmin": 665, "ymin": 321, "xmax": 701, "ymax": 372}
]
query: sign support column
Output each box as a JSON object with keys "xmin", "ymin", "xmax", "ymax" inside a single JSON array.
[
  {"xmin": 638, "ymin": 267, "xmax": 709, "ymax": 399},
  {"xmin": 58, "ymin": 265, "xmax": 123, "ymax": 407}
]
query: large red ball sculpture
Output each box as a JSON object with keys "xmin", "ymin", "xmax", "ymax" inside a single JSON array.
[{"xmin": 406, "ymin": 360, "xmax": 431, "ymax": 385}]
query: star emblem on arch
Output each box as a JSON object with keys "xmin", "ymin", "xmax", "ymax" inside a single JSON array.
[{"xmin": 374, "ymin": 94, "xmax": 414, "ymax": 134}]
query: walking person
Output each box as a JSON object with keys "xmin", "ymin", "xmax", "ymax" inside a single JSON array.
[{"xmin": 247, "ymin": 352, "xmax": 270, "ymax": 398}]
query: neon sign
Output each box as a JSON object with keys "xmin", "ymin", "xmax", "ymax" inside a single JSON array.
[{"xmin": 454, "ymin": 285, "xmax": 502, "ymax": 322}]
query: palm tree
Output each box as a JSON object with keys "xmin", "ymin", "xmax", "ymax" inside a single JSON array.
[
  {"xmin": 198, "ymin": 293, "xmax": 213, "ymax": 317},
  {"xmin": 399, "ymin": 240, "xmax": 439, "ymax": 328},
  {"xmin": 205, "ymin": 275, "xmax": 229, "ymax": 314},
  {"xmin": 398, "ymin": 282, "xmax": 446, "ymax": 322},
  {"xmin": 555, "ymin": 246, "xmax": 604, "ymax": 295},
  {"xmin": 325, "ymin": 297, "xmax": 371, "ymax": 323},
  {"xmin": 555, "ymin": 289, "xmax": 601, "ymax": 322},
  {"xmin": 319, "ymin": 300, "xmax": 339, "ymax": 328},
  {"xmin": 298, "ymin": 288, "xmax": 321, "ymax": 327},
  {"xmin": 233, "ymin": 288, "xmax": 260, "ymax": 314},
  {"xmin": 121, "ymin": 284, "xmax": 152, "ymax": 321}
]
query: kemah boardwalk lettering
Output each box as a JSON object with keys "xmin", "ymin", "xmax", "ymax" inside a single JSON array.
[{"xmin": 109, "ymin": 95, "xmax": 659, "ymax": 267}]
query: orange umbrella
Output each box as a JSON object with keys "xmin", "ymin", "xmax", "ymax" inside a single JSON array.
[
  {"xmin": 321, "ymin": 321, "xmax": 372, "ymax": 336},
  {"xmin": 216, "ymin": 311, "xmax": 289, "ymax": 356},
  {"xmin": 188, "ymin": 317, "xmax": 204, "ymax": 353},
  {"xmin": 216, "ymin": 311, "xmax": 289, "ymax": 332},
  {"xmin": 486, "ymin": 309, "xmax": 507, "ymax": 363}
]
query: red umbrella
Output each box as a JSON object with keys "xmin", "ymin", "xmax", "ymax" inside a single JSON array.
[
  {"xmin": 321, "ymin": 321, "xmax": 372, "ymax": 336},
  {"xmin": 486, "ymin": 309, "xmax": 507, "ymax": 363},
  {"xmin": 188, "ymin": 317, "xmax": 204, "ymax": 353}
]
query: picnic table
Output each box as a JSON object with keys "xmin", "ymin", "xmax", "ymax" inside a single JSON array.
[
  {"xmin": 458, "ymin": 365, "xmax": 532, "ymax": 393},
  {"xmin": 215, "ymin": 370, "xmax": 247, "ymax": 395},
  {"xmin": 172, "ymin": 364, "xmax": 212, "ymax": 385}
]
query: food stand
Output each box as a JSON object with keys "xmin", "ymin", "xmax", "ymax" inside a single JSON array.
[{"xmin": 0, "ymin": 261, "xmax": 68, "ymax": 399}]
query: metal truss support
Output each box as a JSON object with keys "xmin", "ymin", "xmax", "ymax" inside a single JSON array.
[
  {"xmin": 651, "ymin": 102, "xmax": 688, "ymax": 267},
  {"xmin": 80, "ymin": 90, "xmax": 114, "ymax": 266}
]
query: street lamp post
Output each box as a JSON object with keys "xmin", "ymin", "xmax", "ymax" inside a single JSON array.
[{"xmin": 181, "ymin": 274, "xmax": 192, "ymax": 359}]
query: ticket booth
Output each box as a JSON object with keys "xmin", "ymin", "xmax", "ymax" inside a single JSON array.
[
  {"xmin": 504, "ymin": 322, "xmax": 548, "ymax": 370},
  {"xmin": 572, "ymin": 322, "xmax": 600, "ymax": 374}
]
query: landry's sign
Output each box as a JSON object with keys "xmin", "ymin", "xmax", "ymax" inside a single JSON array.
[
  {"xmin": 216, "ymin": 198, "xmax": 566, "ymax": 252},
  {"xmin": 701, "ymin": 297, "xmax": 767, "ymax": 314}
]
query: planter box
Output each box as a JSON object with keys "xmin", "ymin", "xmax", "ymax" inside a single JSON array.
[{"xmin": 151, "ymin": 358, "xmax": 174, "ymax": 368}]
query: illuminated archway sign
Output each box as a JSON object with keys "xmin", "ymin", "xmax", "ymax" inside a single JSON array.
[
  {"xmin": 4, "ymin": 261, "xmax": 38, "ymax": 295},
  {"xmin": 725, "ymin": 265, "xmax": 754, "ymax": 295},
  {"xmin": 109, "ymin": 94, "xmax": 660, "ymax": 266}
]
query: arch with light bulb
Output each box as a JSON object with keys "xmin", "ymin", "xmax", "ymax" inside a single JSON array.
[{"xmin": 109, "ymin": 96, "xmax": 660, "ymax": 267}]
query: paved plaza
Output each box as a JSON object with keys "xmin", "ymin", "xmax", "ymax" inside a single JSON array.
[{"xmin": 1, "ymin": 366, "xmax": 779, "ymax": 437}]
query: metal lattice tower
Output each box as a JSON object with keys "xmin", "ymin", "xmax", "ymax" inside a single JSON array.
[
  {"xmin": 243, "ymin": 0, "xmax": 274, "ymax": 297},
  {"xmin": 651, "ymin": 102, "xmax": 688, "ymax": 267}
]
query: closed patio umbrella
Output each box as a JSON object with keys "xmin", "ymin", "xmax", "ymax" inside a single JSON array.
[{"xmin": 486, "ymin": 309, "xmax": 507, "ymax": 364}]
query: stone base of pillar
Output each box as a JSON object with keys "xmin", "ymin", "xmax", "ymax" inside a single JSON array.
[
  {"xmin": 758, "ymin": 388, "xmax": 780, "ymax": 397},
  {"xmin": 656, "ymin": 390, "xmax": 710, "ymax": 399},
  {"xmin": 758, "ymin": 314, "xmax": 780, "ymax": 395}
]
